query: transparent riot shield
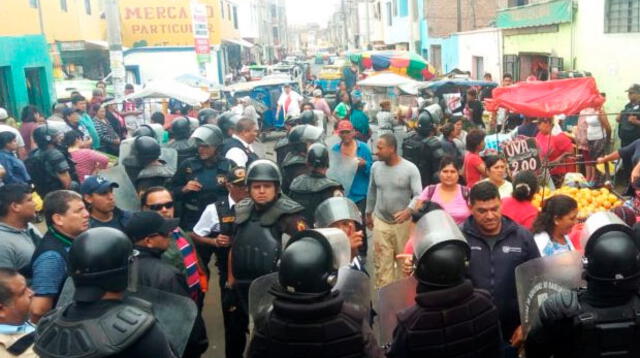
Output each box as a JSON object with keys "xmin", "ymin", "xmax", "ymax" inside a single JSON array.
[
  {"xmin": 56, "ymin": 278, "xmax": 197, "ymax": 357},
  {"xmin": 160, "ymin": 147, "xmax": 178, "ymax": 173},
  {"xmin": 248, "ymin": 272, "xmax": 278, "ymax": 322},
  {"xmin": 118, "ymin": 138, "xmax": 135, "ymax": 167},
  {"xmin": 375, "ymin": 276, "xmax": 418, "ymax": 346},
  {"xmin": 324, "ymin": 134, "xmax": 341, "ymax": 149},
  {"xmin": 327, "ymin": 150, "xmax": 358, "ymax": 195},
  {"xmin": 333, "ymin": 266, "xmax": 371, "ymax": 311},
  {"xmin": 98, "ymin": 165, "xmax": 140, "ymax": 212},
  {"xmin": 515, "ymin": 251, "xmax": 584, "ymax": 335}
]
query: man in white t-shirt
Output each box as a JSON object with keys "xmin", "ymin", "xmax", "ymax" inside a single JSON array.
[
  {"xmin": 0, "ymin": 108, "xmax": 25, "ymax": 159},
  {"xmin": 276, "ymin": 84, "xmax": 303, "ymax": 119}
]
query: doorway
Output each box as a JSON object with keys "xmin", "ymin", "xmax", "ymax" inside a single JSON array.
[
  {"xmin": 24, "ymin": 67, "xmax": 45, "ymax": 110},
  {"xmin": 0, "ymin": 67, "xmax": 13, "ymax": 116}
]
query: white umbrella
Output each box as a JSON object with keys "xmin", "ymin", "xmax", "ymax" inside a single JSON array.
[
  {"xmin": 120, "ymin": 80, "xmax": 210, "ymax": 106},
  {"xmin": 357, "ymin": 72, "xmax": 420, "ymax": 95}
]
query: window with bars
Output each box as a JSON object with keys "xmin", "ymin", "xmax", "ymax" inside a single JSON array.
[
  {"xmin": 605, "ymin": 0, "xmax": 640, "ymax": 33},
  {"xmin": 60, "ymin": 0, "xmax": 67, "ymax": 12}
]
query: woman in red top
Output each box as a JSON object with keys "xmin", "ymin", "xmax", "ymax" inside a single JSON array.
[
  {"xmin": 535, "ymin": 118, "xmax": 574, "ymax": 186},
  {"xmin": 502, "ymin": 170, "xmax": 540, "ymax": 230},
  {"xmin": 463, "ymin": 128, "xmax": 486, "ymax": 187}
]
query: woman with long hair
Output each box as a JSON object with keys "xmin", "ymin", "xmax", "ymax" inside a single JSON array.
[
  {"xmin": 463, "ymin": 128, "xmax": 486, "ymax": 187},
  {"xmin": 92, "ymin": 104, "xmax": 120, "ymax": 155},
  {"xmin": 19, "ymin": 105, "xmax": 43, "ymax": 150},
  {"xmin": 501, "ymin": 170, "xmax": 539, "ymax": 230},
  {"xmin": 532, "ymin": 194, "xmax": 578, "ymax": 256}
]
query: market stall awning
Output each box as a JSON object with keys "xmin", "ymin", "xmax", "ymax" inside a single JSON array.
[
  {"xmin": 120, "ymin": 80, "xmax": 210, "ymax": 106},
  {"xmin": 484, "ymin": 77, "xmax": 605, "ymax": 118},
  {"xmin": 223, "ymin": 38, "xmax": 254, "ymax": 48},
  {"xmin": 496, "ymin": 0, "xmax": 573, "ymax": 29},
  {"xmin": 357, "ymin": 72, "xmax": 420, "ymax": 94}
]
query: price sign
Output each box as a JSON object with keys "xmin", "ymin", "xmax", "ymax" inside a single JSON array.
[{"xmin": 501, "ymin": 137, "xmax": 541, "ymax": 176}]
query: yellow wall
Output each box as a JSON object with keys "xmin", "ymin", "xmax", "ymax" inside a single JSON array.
[
  {"xmin": 503, "ymin": 23, "xmax": 573, "ymax": 62},
  {"xmin": 120, "ymin": 0, "xmax": 240, "ymax": 47},
  {"xmin": 0, "ymin": 0, "xmax": 105, "ymax": 42}
]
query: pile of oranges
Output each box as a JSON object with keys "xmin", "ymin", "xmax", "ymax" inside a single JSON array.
[{"xmin": 532, "ymin": 187, "xmax": 623, "ymax": 219}]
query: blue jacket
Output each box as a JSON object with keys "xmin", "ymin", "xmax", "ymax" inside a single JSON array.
[
  {"xmin": 332, "ymin": 140, "xmax": 372, "ymax": 203},
  {"xmin": 0, "ymin": 150, "xmax": 30, "ymax": 185},
  {"xmin": 462, "ymin": 216, "xmax": 540, "ymax": 340}
]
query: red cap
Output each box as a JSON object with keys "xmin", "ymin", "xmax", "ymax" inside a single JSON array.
[{"xmin": 336, "ymin": 120, "xmax": 354, "ymax": 132}]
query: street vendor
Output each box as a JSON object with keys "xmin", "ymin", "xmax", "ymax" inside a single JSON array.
[{"xmin": 535, "ymin": 117, "xmax": 574, "ymax": 186}]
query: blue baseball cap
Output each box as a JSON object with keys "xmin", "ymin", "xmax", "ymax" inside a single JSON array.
[{"xmin": 80, "ymin": 175, "xmax": 119, "ymax": 195}]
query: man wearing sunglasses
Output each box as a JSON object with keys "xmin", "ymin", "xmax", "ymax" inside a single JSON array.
[{"xmin": 125, "ymin": 211, "xmax": 208, "ymax": 358}]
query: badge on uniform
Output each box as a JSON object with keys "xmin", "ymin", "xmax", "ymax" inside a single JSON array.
[
  {"xmin": 185, "ymin": 167, "xmax": 193, "ymax": 174},
  {"xmin": 296, "ymin": 220, "xmax": 307, "ymax": 232},
  {"xmin": 222, "ymin": 216, "xmax": 235, "ymax": 223},
  {"xmin": 217, "ymin": 175, "xmax": 227, "ymax": 185}
]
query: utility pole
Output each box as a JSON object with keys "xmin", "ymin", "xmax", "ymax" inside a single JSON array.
[
  {"xmin": 456, "ymin": 0, "xmax": 462, "ymax": 32},
  {"xmin": 342, "ymin": 0, "xmax": 349, "ymax": 51},
  {"xmin": 104, "ymin": 0, "xmax": 125, "ymax": 99},
  {"xmin": 36, "ymin": 0, "xmax": 45, "ymax": 35},
  {"xmin": 408, "ymin": 0, "xmax": 415, "ymax": 52},
  {"xmin": 364, "ymin": 0, "xmax": 371, "ymax": 50}
]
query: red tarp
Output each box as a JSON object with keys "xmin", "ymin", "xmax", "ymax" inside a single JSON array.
[{"xmin": 484, "ymin": 77, "xmax": 605, "ymax": 117}]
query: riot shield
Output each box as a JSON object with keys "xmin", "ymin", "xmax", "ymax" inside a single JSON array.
[
  {"xmin": 56, "ymin": 278, "xmax": 197, "ymax": 357},
  {"xmin": 327, "ymin": 150, "xmax": 358, "ymax": 195},
  {"xmin": 375, "ymin": 276, "xmax": 418, "ymax": 346},
  {"xmin": 148, "ymin": 123, "xmax": 166, "ymax": 146},
  {"xmin": 324, "ymin": 134, "xmax": 340, "ymax": 149},
  {"xmin": 515, "ymin": 251, "xmax": 584, "ymax": 335},
  {"xmin": 118, "ymin": 138, "xmax": 135, "ymax": 167},
  {"xmin": 248, "ymin": 272, "xmax": 278, "ymax": 322},
  {"xmin": 333, "ymin": 266, "xmax": 371, "ymax": 310},
  {"xmin": 160, "ymin": 147, "xmax": 178, "ymax": 172},
  {"xmin": 98, "ymin": 165, "xmax": 140, "ymax": 212}
]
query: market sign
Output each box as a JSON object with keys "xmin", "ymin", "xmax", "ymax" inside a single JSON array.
[
  {"xmin": 120, "ymin": 0, "xmax": 221, "ymax": 47},
  {"xmin": 191, "ymin": 2, "xmax": 211, "ymax": 63},
  {"xmin": 496, "ymin": 0, "xmax": 573, "ymax": 29},
  {"xmin": 500, "ymin": 137, "xmax": 541, "ymax": 176}
]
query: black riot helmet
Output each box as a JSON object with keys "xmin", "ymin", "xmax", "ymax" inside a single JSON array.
[
  {"xmin": 307, "ymin": 143, "xmax": 329, "ymax": 169},
  {"xmin": 190, "ymin": 124, "xmax": 224, "ymax": 148},
  {"xmin": 68, "ymin": 227, "xmax": 133, "ymax": 302},
  {"xmin": 133, "ymin": 124, "xmax": 157, "ymax": 139},
  {"xmin": 246, "ymin": 159, "xmax": 282, "ymax": 186},
  {"xmin": 218, "ymin": 111, "xmax": 240, "ymax": 138},
  {"xmin": 413, "ymin": 210, "xmax": 470, "ymax": 288},
  {"xmin": 33, "ymin": 125, "xmax": 61, "ymax": 148},
  {"xmin": 416, "ymin": 111, "xmax": 435, "ymax": 137},
  {"xmin": 279, "ymin": 230, "xmax": 336, "ymax": 295},
  {"xmin": 197, "ymin": 108, "xmax": 219, "ymax": 125},
  {"xmin": 134, "ymin": 135, "xmax": 161, "ymax": 166},
  {"xmin": 171, "ymin": 117, "xmax": 192, "ymax": 140},
  {"xmin": 298, "ymin": 110, "xmax": 317, "ymax": 125}
]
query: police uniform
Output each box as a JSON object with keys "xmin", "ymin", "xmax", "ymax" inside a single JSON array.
[
  {"xmin": 280, "ymin": 152, "xmax": 307, "ymax": 195},
  {"xmin": 26, "ymin": 148, "xmax": 76, "ymax": 198},
  {"xmin": 248, "ymin": 229, "xmax": 382, "ymax": 358},
  {"xmin": 167, "ymin": 139, "xmax": 197, "ymax": 168},
  {"xmin": 288, "ymin": 172, "xmax": 343, "ymax": 224},
  {"xmin": 136, "ymin": 160, "xmax": 175, "ymax": 193},
  {"xmin": 222, "ymin": 136, "xmax": 259, "ymax": 168},
  {"xmin": 274, "ymin": 137, "xmax": 290, "ymax": 166},
  {"xmin": 402, "ymin": 132, "xmax": 444, "ymax": 188},
  {"xmin": 34, "ymin": 228, "xmax": 177, "ymax": 358},
  {"xmin": 525, "ymin": 213, "xmax": 640, "ymax": 358}
]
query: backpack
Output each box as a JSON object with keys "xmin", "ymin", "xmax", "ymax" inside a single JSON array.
[{"xmin": 402, "ymin": 133, "xmax": 427, "ymax": 171}]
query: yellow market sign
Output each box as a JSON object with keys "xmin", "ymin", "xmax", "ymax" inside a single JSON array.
[{"xmin": 121, "ymin": 0, "xmax": 222, "ymax": 47}]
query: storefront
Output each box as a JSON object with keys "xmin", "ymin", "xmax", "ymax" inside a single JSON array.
[
  {"xmin": 0, "ymin": 35, "xmax": 55, "ymax": 117},
  {"xmin": 497, "ymin": 0, "xmax": 575, "ymax": 81}
]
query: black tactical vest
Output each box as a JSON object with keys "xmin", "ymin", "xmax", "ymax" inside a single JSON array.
[
  {"xmin": 167, "ymin": 139, "xmax": 197, "ymax": 168},
  {"xmin": 288, "ymin": 173, "xmax": 343, "ymax": 223},
  {"xmin": 222, "ymin": 137, "xmax": 259, "ymax": 167},
  {"xmin": 395, "ymin": 283, "xmax": 500, "ymax": 357},
  {"xmin": 249, "ymin": 292, "xmax": 366, "ymax": 358}
]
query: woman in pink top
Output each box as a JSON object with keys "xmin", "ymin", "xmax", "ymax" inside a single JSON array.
[
  {"xmin": 463, "ymin": 128, "xmax": 486, "ymax": 187},
  {"xmin": 63, "ymin": 130, "xmax": 109, "ymax": 183},
  {"xmin": 501, "ymin": 170, "xmax": 539, "ymax": 230}
]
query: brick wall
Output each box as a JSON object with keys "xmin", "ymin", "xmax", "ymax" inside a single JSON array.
[{"xmin": 424, "ymin": 0, "xmax": 507, "ymax": 37}]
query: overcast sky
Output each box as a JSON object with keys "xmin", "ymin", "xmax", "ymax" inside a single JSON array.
[{"xmin": 286, "ymin": 0, "xmax": 341, "ymax": 26}]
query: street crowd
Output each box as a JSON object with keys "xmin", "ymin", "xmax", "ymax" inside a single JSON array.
[{"xmin": 0, "ymin": 71, "xmax": 640, "ymax": 358}]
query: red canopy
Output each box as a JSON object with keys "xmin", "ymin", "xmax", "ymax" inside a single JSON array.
[{"xmin": 484, "ymin": 77, "xmax": 605, "ymax": 117}]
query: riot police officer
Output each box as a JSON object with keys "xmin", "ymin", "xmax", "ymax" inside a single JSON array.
[
  {"xmin": 247, "ymin": 228, "xmax": 382, "ymax": 358},
  {"xmin": 289, "ymin": 143, "xmax": 343, "ymax": 224},
  {"xmin": 298, "ymin": 109, "xmax": 317, "ymax": 126},
  {"xmin": 170, "ymin": 124, "xmax": 231, "ymax": 230},
  {"xmin": 402, "ymin": 110, "xmax": 444, "ymax": 187},
  {"xmin": 197, "ymin": 108, "xmax": 219, "ymax": 126},
  {"xmin": 134, "ymin": 136, "xmax": 175, "ymax": 193},
  {"xmin": 26, "ymin": 125, "xmax": 78, "ymax": 198},
  {"xmin": 34, "ymin": 227, "xmax": 177, "ymax": 358},
  {"xmin": 133, "ymin": 123, "xmax": 157, "ymax": 139},
  {"xmin": 525, "ymin": 212, "xmax": 640, "ymax": 358},
  {"xmin": 315, "ymin": 196, "xmax": 365, "ymax": 266},
  {"xmin": 385, "ymin": 210, "xmax": 501, "ymax": 357},
  {"xmin": 274, "ymin": 116, "xmax": 299, "ymax": 166},
  {"xmin": 218, "ymin": 111, "xmax": 241, "ymax": 140},
  {"xmin": 280, "ymin": 124, "xmax": 323, "ymax": 194},
  {"xmin": 230, "ymin": 159, "xmax": 307, "ymax": 355},
  {"xmin": 168, "ymin": 117, "xmax": 197, "ymax": 167}
]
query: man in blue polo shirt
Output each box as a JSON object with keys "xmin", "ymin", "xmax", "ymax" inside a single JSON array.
[{"xmin": 29, "ymin": 190, "xmax": 89, "ymax": 323}]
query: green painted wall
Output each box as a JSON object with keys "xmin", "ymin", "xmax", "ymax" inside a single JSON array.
[
  {"xmin": 0, "ymin": 35, "xmax": 55, "ymax": 117},
  {"xmin": 502, "ymin": 22, "xmax": 574, "ymax": 67}
]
